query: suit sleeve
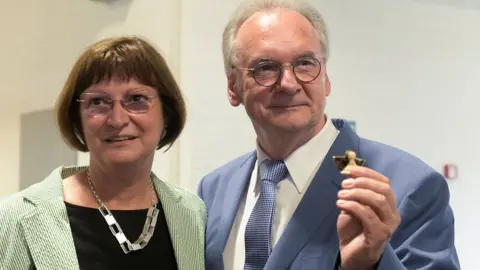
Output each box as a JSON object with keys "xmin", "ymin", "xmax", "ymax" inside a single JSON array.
[
  {"xmin": 334, "ymin": 171, "xmax": 460, "ymax": 270},
  {"xmin": 376, "ymin": 171, "xmax": 460, "ymax": 269}
]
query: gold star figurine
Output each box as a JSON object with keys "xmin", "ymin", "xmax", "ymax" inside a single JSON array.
[{"xmin": 333, "ymin": 150, "xmax": 365, "ymax": 175}]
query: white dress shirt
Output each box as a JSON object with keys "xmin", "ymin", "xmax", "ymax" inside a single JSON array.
[{"xmin": 223, "ymin": 117, "xmax": 340, "ymax": 270}]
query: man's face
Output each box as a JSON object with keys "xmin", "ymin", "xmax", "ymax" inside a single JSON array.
[{"xmin": 228, "ymin": 8, "xmax": 330, "ymax": 135}]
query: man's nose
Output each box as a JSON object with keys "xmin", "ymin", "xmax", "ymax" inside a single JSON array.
[{"xmin": 277, "ymin": 67, "xmax": 301, "ymax": 94}]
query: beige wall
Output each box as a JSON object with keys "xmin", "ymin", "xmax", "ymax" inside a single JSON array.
[{"xmin": 0, "ymin": 0, "xmax": 182, "ymax": 196}]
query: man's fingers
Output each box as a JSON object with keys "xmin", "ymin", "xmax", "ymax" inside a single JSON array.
[
  {"xmin": 341, "ymin": 177, "xmax": 397, "ymax": 212},
  {"xmin": 338, "ymin": 188, "xmax": 392, "ymax": 222},
  {"xmin": 337, "ymin": 211, "xmax": 361, "ymax": 245},
  {"xmin": 336, "ymin": 199, "xmax": 391, "ymax": 247},
  {"xmin": 350, "ymin": 166, "xmax": 389, "ymax": 184}
]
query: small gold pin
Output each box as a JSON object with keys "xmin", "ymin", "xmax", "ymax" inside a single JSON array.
[{"xmin": 333, "ymin": 150, "xmax": 365, "ymax": 175}]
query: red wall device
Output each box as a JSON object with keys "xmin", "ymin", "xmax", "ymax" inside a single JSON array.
[{"xmin": 443, "ymin": 164, "xmax": 458, "ymax": 180}]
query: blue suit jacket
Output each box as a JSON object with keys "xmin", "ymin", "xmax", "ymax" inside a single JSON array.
[{"xmin": 198, "ymin": 119, "xmax": 460, "ymax": 270}]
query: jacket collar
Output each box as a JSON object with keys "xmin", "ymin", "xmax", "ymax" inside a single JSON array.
[
  {"xmin": 21, "ymin": 166, "xmax": 183, "ymax": 205},
  {"xmin": 19, "ymin": 165, "xmax": 188, "ymax": 270}
]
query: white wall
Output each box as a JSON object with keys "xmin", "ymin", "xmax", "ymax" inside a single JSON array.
[
  {"xmin": 0, "ymin": 116, "xmax": 20, "ymax": 197},
  {"xmin": 0, "ymin": 0, "xmax": 132, "ymax": 197},
  {"xmin": 0, "ymin": 0, "xmax": 182, "ymax": 196},
  {"xmin": 1, "ymin": 0, "xmax": 478, "ymax": 268}
]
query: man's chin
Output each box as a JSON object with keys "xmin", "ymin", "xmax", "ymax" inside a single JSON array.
[{"xmin": 270, "ymin": 121, "xmax": 311, "ymax": 133}]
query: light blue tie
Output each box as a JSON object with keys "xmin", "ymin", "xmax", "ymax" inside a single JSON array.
[{"xmin": 244, "ymin": 159, "xmax": 288, "ymax": 270}]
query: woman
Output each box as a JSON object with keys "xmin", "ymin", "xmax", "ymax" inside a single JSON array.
[{"xmin": 0, "ymin": 36, "xmax": 205, "ymax": 269}]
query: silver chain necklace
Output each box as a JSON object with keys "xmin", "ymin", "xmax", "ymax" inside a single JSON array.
[{"xmin": 86, "ymin": 170, "xmax": 160, "ymax": 254}]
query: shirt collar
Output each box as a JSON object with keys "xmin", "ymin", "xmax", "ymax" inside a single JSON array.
[{"xmin": 255, "ymin": 115, "xmax": 339, "ymax": 193}]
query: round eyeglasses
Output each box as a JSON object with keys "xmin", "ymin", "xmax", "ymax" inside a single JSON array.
[
  {"xmin": 77, "ymin": 92, "xmax": 159, "ymax": 116},
  {"xmin": 235, "ymin": 56, "xmax": 322, "ymax": 87}
]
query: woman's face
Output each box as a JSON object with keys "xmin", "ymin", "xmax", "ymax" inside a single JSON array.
[{"xmin": 79, "ymin": 77, "xmax": 164, "ymax": 166}]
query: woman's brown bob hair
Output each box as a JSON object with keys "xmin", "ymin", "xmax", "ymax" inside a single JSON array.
[{"xmin": 56, "ymin": 36, "xmax": 186, "ymax": 152}]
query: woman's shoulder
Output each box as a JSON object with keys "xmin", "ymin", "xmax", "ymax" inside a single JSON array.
[
  {"xmin": 0, "ymin": 187, "xmax": 45, "ymax": 226},
  {"xmin": 0, "ymin": 192, "xmax": 35, "ymax": 266},
  {"xmin": 0, "ymin": 165, "xmax": 69, "ymax": 267},
  {"xmin": 0, "ymin": 166, "xmax": 69, "ymax": 225},
  {"xmin": 0, "ymin": 191, "xmax": 36, "ymax": 236},
  {"xmin": 0, "ymin": 191, "xmax": 31, "ymax": 213},
  {"xmin": 151, "ymin": 174, "xmax": 206, "ymax": 213}
]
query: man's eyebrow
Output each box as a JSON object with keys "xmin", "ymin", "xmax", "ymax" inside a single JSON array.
[
  {"xmin": 247, "ymin": 51, "xmax": 320, "ymax": 66},
  {"xmin": 296, "ymin": 51, "xmax": 317, "ymax": 59},
  {"xmin": 248, "ymin": 56, "xmax": 275, "ymax": 66}
]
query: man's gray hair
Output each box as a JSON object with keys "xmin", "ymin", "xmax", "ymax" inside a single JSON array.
[{"xmin": 222, "ymin": 0, "xmax": 329, "ymax": 74}]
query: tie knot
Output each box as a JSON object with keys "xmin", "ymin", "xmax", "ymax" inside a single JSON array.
[{"xmin": 260, "ymin": 160, "xmax": 288, "ymax": 185}]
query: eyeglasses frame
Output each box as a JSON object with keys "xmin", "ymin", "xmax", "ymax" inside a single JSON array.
[
  {"xmin": 76, "ymin": 92, "xmax": 159, "ymax": 116},
  {"xmin": 233, "ymin": 56, "xmax": 323, "ymax": 87}
]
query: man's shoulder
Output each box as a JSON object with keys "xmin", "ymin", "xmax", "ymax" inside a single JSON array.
[
  {"xmin": 198, "ymin": 151, "xmax": 256, "ymax": 203},
  {"xmin": 359, "ymin": 137, "xmax": 447, "ymax": 201},
  {"xmin": 359, "ymin": 137, "xmax": 435, "ymax": 173},
  {"xmin": 201, "ymin": 151, "xmax": 256, "ymax": 183}
]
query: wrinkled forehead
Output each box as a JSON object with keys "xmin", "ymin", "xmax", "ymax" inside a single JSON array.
[{"xmin": 235, "ymin": 8, "xmax": 322, "ymax": 64}]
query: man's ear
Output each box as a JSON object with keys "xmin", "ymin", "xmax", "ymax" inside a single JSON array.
[
  {"xmin": 325, "ymin": 73, "xmax": 331, "ymax": 96},
  {"xmin": 227, "ymin": 72, "xmax": 242, "ymax": 107}
]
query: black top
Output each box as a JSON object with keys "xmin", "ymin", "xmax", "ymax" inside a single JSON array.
[{"xmin": 65, "ymin": 201, "xmax": 178, "ymax": 270}]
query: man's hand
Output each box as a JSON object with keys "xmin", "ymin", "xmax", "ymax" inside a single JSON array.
[{"xmin": 336, "ymin": 166, "xmax": 401, "ymax": 270}]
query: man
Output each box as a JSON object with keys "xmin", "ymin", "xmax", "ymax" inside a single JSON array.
[{"xmin": 197, "ymin": 0, "xmax": 460, "ymax": 269}]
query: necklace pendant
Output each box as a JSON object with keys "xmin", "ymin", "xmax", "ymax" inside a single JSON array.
[
  {"xmin": 86, "ymin": 170, "xmax": 159, "ymax": 254},
  {"xmin": 130, "ymin": 207, "xmax": 160, "ymax": 251},
  {"xmin": 97, "ymin": 203, "xmax": 159, "ymax": 254}
]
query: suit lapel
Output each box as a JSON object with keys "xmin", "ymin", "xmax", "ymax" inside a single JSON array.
[
  {"xmin": 221, "ymin": 153, "xmax": 257, "ymax": 245},
  {"xmin": 20, "ymin": 167, "xmax": 80, "ymax": 270},
  {"xmin": 206, "ymin": 152, "xmax": 256, "ymax": 265},
  {"xmin": 265, "ymin": 119, "xmax": 362, "ymax": 269},
  {"xmin": 153, "ymin": 176, "xmax": 204, "ymax": 270}
]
